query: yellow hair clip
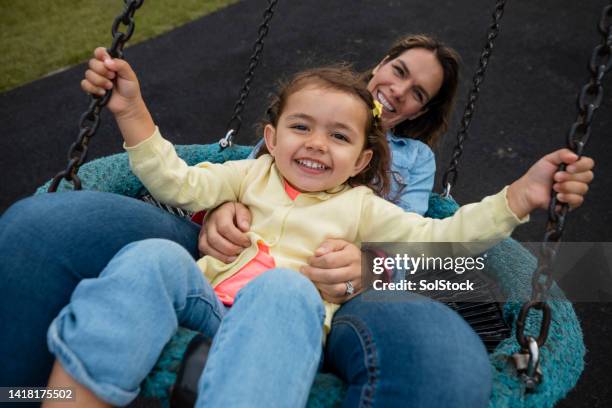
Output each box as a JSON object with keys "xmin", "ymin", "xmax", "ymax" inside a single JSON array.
[{"xmin": 372, "ymin": 100, "xmax": 383, "ymax": 119}]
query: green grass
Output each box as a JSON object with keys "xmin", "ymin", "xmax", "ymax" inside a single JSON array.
[{"xmin": 0, "ymin": 0, "xmax": 238, "ymax": 93}]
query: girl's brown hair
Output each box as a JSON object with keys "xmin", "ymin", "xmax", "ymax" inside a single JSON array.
[
  {"xmin": 256, "ymin": 66, "xmax": 391, "ymax": 198},
  {"xmin": 367, "ymin": 34, "xmax": 461, "ymax": 147}
]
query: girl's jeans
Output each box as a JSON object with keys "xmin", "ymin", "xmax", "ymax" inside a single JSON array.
[
  {"xmin": 0, "ymin": 191, "xmax": 492, "ymax": 407},
  {"xmin": 48, "ymin": 239, "xmax": 324, "ymax": 407}
]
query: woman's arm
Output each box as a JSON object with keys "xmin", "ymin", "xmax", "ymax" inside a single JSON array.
[
  {"xmin": 247, "ymin": 138, "xmax": 265, "ymax": 159},
  {"xmin": 390, "ymin": 139, "xmax": 435, "ymax": 215}
]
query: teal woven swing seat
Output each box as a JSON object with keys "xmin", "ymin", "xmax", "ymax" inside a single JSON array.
[{"xmin": 37, "ymin": 143, "xmax": 585, "ymax": 408}]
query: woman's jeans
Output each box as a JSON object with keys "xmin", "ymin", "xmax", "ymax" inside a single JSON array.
[{"xmin": 0, "ymin": 191, "xmax": 492, "ymax": 407}]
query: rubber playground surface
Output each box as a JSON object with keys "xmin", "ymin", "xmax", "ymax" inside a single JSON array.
[{"xmin": 1, "ymin": 0, "xmax": 611, "ymax": 406}]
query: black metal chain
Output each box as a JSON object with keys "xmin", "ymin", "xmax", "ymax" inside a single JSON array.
[
  {"xmin": 513, "ymin": 2, "xmax": 611, "ymax": 391},
  {"xmin": 48, "ymin": 0, "xmax": 144, "ymax": 192},
  {"xmin": 219, "ymin": 0, "xmax": 278, "ymax": 149},
  {"xmin": 441, "ymin": 0, "xmax": 506, "ymax": 197}
]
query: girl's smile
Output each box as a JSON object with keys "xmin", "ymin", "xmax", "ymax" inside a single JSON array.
[{"xmin": 294, "ymin": 158, "xmax": 330, "ymax": 173}]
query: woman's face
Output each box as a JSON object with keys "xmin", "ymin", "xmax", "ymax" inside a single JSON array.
[{"xmin": 367, "ymin": 47, "xmax": 444, "ymax": 130}]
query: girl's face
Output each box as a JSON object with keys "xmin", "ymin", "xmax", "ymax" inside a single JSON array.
[
  {"xmin": 264, "ymin": 85, "xmax": 373, "ymax": 193},
  {"xmin": 367, "ymin": 47, "xmax": 444, "ymax": 130}
]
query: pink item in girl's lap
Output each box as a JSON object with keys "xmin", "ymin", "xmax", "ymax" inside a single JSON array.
[
  {"xmin": 214, "ymin": 180, "xmax": 300, "ymax": 306},
  {"xmin": 214, "ymin": 241, "xmax": 276, "ymax": 306}
]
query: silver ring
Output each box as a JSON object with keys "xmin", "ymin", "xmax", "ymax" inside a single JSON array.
[{"xmin": 345, "ymin": 280, "xmax": 355, "ymax": 296}]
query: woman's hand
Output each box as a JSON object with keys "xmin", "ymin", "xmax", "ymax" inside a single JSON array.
[
  {"xmin": 301, "ymin": 239, "xmax": 363, "ymax": 304},
  {"xmin": 198, "ymin": 202, "xmax": 252, "ymax": 263}
]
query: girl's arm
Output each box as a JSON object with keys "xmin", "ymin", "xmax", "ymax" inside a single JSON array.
[
  {"xmin": 360, "ymin": 149, "xmax": 594, "ymax": 249},
  {"xmin": 82, "ymin": 47, "xmax": 251, "ymax": 212},
  {"xmin": 82, "ymin": 47, "xmax": 154, "ymax": 146},
  {"xmin": 360, "ymin": 186, "xmax": 525, "ymax": 254},
  {"xmin": 126, "ymin": 129, "xmax": 251, "ymax": 212}
]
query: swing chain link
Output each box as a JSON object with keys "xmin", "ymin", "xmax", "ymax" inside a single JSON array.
[
  {"xmin": 513, "ymin": 3, "xmax": 612, "ymax": 391},
  {"xmin": 109, "ymin": 0, "xmax": 143, "ymax": 59},
  {"xmin": 441, "ymin": 0, "xmax": 506, "ymax": 197},
  {"xmin": 568, "ymin": 4, "xmax": 612, "ymax": 155},
  {"xmin": 511, "ymin": 336, "xmax": 543, "ymax": 392},
  {"xmin": 48, "ymin": 0, "xmax": 144, "ymax": 193},
  {"xmin": 220, "ymin": 0, "xmax": 278, "ymax": 149}
]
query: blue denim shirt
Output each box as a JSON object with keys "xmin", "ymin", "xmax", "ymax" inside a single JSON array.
[
  {"xmin": 247, "ymin": 131, "xmax": 435, "ymax": 215},
  {"xmin": 385, "ymin": 131, "xmax": 435, "ymax": 215}
]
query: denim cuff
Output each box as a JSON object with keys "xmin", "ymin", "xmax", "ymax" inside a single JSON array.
[{"xmin": 47, "ymin": 307, "xmax": 140, "ymax": 406}]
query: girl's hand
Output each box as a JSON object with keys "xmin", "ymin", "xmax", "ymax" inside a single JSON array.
[
  {"xmin": 507, "ymin": 149, "xmax": 594, "ymax": 218},
  {"xmin": 81, "ymin": 47, "xmax": 142, "ymax": 117},
  {"xmin": 301, "ymin": 239, "xmax": 362, "ymax": 304},
  {"xmin": 199, "ymin": 202, "xmax": 252, "ymax": 262}
]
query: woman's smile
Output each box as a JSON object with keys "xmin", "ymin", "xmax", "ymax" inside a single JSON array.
[{"xmin": 376, "ymin": 90, "xmax": 396, "ymax": 113}]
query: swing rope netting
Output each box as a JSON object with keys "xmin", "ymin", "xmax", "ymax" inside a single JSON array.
[{"xmin": 39, "ymin": 0, "xmax": 612, "ymax": 406}]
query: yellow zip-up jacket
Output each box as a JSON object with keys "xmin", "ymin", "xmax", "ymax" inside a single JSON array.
[{"xmin": 126, "ymin": 128, "xmax": 528, "ymax": 333}]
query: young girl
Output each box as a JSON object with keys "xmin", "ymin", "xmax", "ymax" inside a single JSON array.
[{"xmin": 44, "ymin": 49, "xmax": 593, "ymax": 408}]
